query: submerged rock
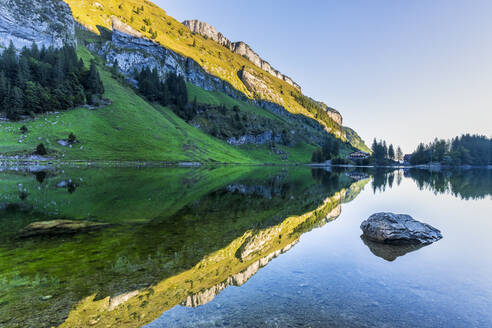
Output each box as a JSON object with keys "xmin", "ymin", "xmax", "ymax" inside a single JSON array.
[
  {"xmin": 360, "ymin": 212, "xmax": 442, "ymax": 245},
  {"xmin": 19, "ymin": 220, "xmax": 109, "ymax": 238}
]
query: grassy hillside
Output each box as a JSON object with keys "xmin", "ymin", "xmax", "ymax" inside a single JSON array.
[
  {"xmin": 0, "ymin": 46, "xmax": 317, "ymax": 163},
  {"xmin": 62, "ymin": 0, "xmax": 368, "ymax": 150}
]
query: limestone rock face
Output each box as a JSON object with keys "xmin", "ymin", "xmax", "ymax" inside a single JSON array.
[
  {"xmin": 183, "ymin": 19, "xmax": 301, "ymax": 91},
  {"xmin": 99, "ymin": 20, "xmax": 329, "ymax": 147},
  {"xmin": 360, "ymin": 213, "xmax": 442, "ymax": 245},
  {"xmin": 102, "ymin": 21, "xmax": 323, "ymax": 134},
  {"xmin": 111, "ymin": 16, "xmax": 141, "ymax": 38},
  {"xmin": 238, "ymin": 67, "xmax": 282, "ymax": 104},
  {"xmin": 226, "ymin": 130, "xmax": 282, "ymax": 146},
  {"xmin": 182, "ymin": 19, "xmax": 230, "ymax": 47},
  {"xmin": 0, "ymin": 0, "xmax": 75, "ymax": 50},
  {"xmin": 317, "ymin": 101, "xmax": 343, "ymax": 125},
  {"xmin": 102, "ymin": 20, "xmax": 247, "ymax": 100}
]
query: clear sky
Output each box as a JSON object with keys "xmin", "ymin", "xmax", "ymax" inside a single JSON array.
[{"xmin": 156, "ymin": 0, "xmax": 492, "ymax": 152}]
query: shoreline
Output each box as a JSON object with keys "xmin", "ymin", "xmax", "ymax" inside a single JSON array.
[{"xmin": 1, "ymin": 157, "xmax": 491, "ymax": 170}]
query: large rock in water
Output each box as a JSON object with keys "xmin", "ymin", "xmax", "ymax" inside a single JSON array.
[{"xmin": 360, "ymin": 212, "xmax": 442, "ymax": 245}]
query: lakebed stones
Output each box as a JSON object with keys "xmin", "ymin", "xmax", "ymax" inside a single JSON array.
[
  {"xmin": 19, "ymin": 219, "xmax": 109, "ymax": 238},
  {"xmin": 360, "ymin": 212, "xmax": 442, "ymax": 245}
]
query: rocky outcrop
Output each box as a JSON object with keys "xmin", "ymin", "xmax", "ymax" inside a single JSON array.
[
  {"xmin": 101, "ymin": 20, "xmax": 248, "ymax": 100},
  {"xmin": 98, "ymin": 20, "xmax": 329, "ymax": 147},
  {"xmin": 0, "ymin": 0, "xmax": 75, "ymax": 50},
  {"xmin": 239, "ymin": 66, "xmax": 283, "ymax": 104},
  {"xmin": 110, "ymin": 16, "xmax": 141, "ymax": 38},
  {"xmin": 317, "ymin": 101, "xmax": 343, "ymax": 126},
  {"xmin": 226, "ymin": 130, "xmax": 282, "ymax": 146},
  {"xmin": 360, "ymin": 213, "xmax": 443, "ymax": 245},
  {"xmin": 183, "ymin": 19, "xmax": 301, "ymax": 91}
]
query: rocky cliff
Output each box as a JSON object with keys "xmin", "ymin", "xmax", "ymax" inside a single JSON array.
[
  {"xmin": 183, "ymin": 19, "xmax": 301, "ymax": 91},
  {"xmin": 0, "ymin": 0, "xmax": 75, "ymax": 50},
  {"xmin": 101, "ymin": 17, "xmax": 246, "ymax": 100},
  {"xmin": 317, "ymin": 101, "xmax": 343, "ymax": 126},
  {"xmin": 96, "ymin": 18, "xmax": 329, "ymax": 147}
]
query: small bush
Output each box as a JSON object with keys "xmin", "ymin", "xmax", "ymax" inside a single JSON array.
[
  {"xmin": 68, "ymin": 132, "xmax": 77, "ymax": 144},
  {"xmin": 20, "ymin": 125, "xmax": 28, "ymax": 134},
  {"xmin": 35, "ymin": 143, "xmax": 47, "ymax": 156}
]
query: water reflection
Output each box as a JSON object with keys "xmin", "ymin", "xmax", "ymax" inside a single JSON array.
[
  {"xmin": 369, "ymin": 168, "xmax": 492, "ymax": 200},
  {"xmin": 361, "ymin": 235, "xmax": 426, "ymax": 261},
  {"xmin": 406, "ymin": 169, "xmax": 492, "ymax": 200},
  {"xmin": 0, "ymin": 166, "xmax": 369, "ymax": 328},
  {"xmin": 2, "ymin": 166, "xmax": 489, "ymax": 327}
]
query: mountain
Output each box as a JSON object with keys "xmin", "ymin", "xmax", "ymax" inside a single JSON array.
[
  {"xmin": 63, "ymin": 0, "xmax": 368, "ymax": 150},
  {"xmin": 182, "ymin": 19, "xmax": 302, "ymax": 91},
  {"xmin": 0, "ymin": 0, "xmax": 370, "ymax": 163}
]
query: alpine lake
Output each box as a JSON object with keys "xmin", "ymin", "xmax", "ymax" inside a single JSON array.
[{"xmin": 0, "ymin": 165, "xmax": 491, "ymax": 328}]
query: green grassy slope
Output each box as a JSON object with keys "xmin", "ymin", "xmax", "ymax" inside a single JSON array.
[
  {"xmin": 63, "ymin": 0, "xmax": 369, "ymax": 152},
  {"xmin": 0, "ymin": 46, "xmax": 316, "ymax": 163},
  {"xmin": 187, "ymin": 83, "xmax": 280, "ymax": 121}
]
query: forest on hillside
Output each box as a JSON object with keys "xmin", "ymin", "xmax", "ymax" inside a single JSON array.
[{"xmin": 0, "ymin": 42, "xmax": 104, "ymax": 120}]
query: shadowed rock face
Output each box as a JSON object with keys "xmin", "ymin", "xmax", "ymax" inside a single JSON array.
[
  {"xmin": 102, "ymin": 20, "xmax": 250, "ymax": 101},
  {"xmin": 361, "ymin": 235, "xmax": 426, "ymax": 261},
  {"xmin": 183, "ymin": 19, "xmax": 301, "ymax": 91},
  {"xmin": 360, "ymin": 212, "xmax": 442, "ymax": 245},
  {"xmin": 0, "ymin": 0, "xmax": 75, "ymax": 50}
]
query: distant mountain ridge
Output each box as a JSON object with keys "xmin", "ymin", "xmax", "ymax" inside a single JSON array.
[{"xmin": 182, "ymin": 19, "xmax": 301, "ymax": 91}]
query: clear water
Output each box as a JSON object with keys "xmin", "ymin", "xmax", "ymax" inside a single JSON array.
[{"xmin": 1, "ymin": 167, "xmax": 491, "ymax": 327}]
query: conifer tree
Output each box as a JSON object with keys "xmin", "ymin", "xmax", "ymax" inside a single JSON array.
[{"xmin": 388, "ymin": 144, "xmax": 395, "ymax": 160}]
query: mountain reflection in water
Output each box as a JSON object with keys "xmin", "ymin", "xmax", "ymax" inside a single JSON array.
[
  {"xmin": 1, "ymin": 167, "xmax": 490, "ymax": 327},
  {"xmin": 0, "ymin": 166, "xmax": 367, "ymax": 328}
]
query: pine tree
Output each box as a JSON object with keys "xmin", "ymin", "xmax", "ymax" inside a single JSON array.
[
  {"xmin": 396, "ymin": 146, "xmax": 403, "ymax": 162},
  {"xmin": 388, "ymin": 144, "xmax": 395, "ymax": 160},
  {"xmin": 24, "ymin": 81, "xmax": 43, "ymax": 113},
  {"xmin": 6, "ymin": 86, "xmax": 24, "ymax": 120},
  {"xmin": 0, "ymin": 71, "xmax": 8, "ymax": 102},
  {"xmin": 84, "ymin": 60, "xmax": 104, "ymax": 103}
]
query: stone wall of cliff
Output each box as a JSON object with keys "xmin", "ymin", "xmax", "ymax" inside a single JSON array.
[
  {"xmin": 183, "ymin": 19, "xmax": 302, "ymax": 92},
  {"xmin": 95, "ymin": 19, "xmax": 327, "ymax": 147},
  {"xmin": 0, "ymin": 0, "xmax": 75, "ymax": 50}
]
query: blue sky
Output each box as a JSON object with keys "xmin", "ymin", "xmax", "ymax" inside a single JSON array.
[{"xmin": 156, "ymin": 0, "xmax": 492, "ymax": 152}]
